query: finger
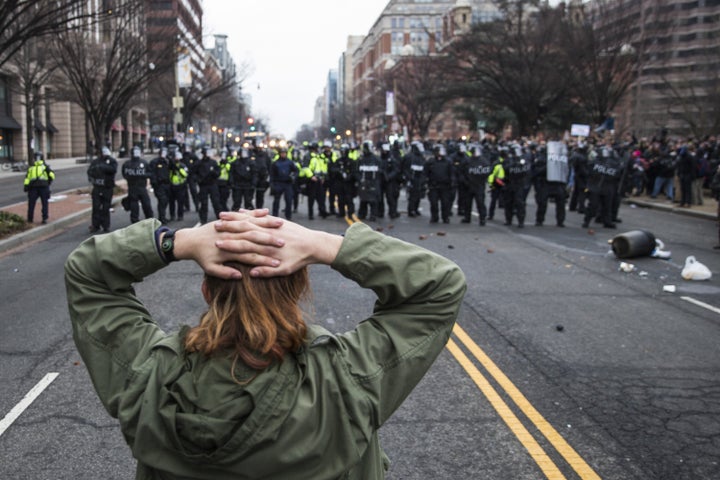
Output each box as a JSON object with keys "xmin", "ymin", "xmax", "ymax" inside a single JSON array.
[
  {"xmin": 216, "ymin": 238, "xmax": 284, "ymax": 255},
  {"xmin": 248, "ymin": 265, "xmax": 289, "ymax": 278},
  {"xmin": 228, "ymin": 252, "xmax": 281, "ymax": 267},
  {"xmin": 215, "ymin": 219, "xmax": 284, "ymax": 235},
  {"xmin": 204, "ymin": 264, "xmax": 243, "ymax": 280},
  {"xmin": 216, "ymin": 231, "xmax": 285, "ymax": 249},
  {"xmin": 215, "ymin": 217, "xmax": 284, "ymax": 231}
]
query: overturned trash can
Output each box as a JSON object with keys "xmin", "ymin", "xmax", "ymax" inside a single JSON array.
[{"xmin": 611, "ymin": 230, "xmax": 657, "ymax": 259}]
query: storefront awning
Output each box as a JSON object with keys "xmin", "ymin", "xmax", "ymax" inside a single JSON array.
[
  {"xmin": 0, "ymin": 114, "xmax": 21, "ymax": 130},
  {"xmin": 47, "ymin": 122, "xmax": 59, "ymax": 133},
  {"xmin": 34, "ymin": 118, "xmax": 45, "ymax": 131}
]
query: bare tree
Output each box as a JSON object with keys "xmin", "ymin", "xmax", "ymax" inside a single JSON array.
[
  {"xmin": 52, "ymin": 0, "xmax": 174, "ymax": 153},
  {"xmin": 6, "ymin": 37, "xmax": 60, "ymax": 163},
  {"xmin": 560, "ymin": 0, "xmax": 637, "ymax": 127},
  {"xmin": 0, "ymin": 0, "xmax": 98, "ymax": 69},
  {"xmin": 443, "ymin": 0, "xmax": 570, "ymax": 136},
  {"xmin": 384, "ymin": 56, "xmax": 449, "ymax": 139}
]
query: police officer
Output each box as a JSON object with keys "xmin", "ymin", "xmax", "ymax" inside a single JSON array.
[
  {"xmin": 183, "ymin": 144, "xmax": 200, "ymax": 212},
  {"xmin": 217, "ymin": 148, "xmax": 234, "ymax": 211},
  {"xmin": 403, "ymin": 141, "xmax": 426, "ymax": 218},
  {"xmin": 357, "ymin": 141, "xmax": 382, "ymax": 221},
  {"xmin": 461, "ymin": 145, "xmax": 492, "ymax": 225},
  {"xmin": 270, "ymin": 148, "xmax": 298, "ymax": 219},
  {"xmin": 451, "ymin": 143, "xmax": 470, "ymax": 217},
  {"xmin": 304, "ymin": 143, "xmax": 328, "ymax": 220},
  {"xmin": 193, "ymin": 148, "xmax": 223, "ymax": 224},
  {"xmin": 569, "ymin": 142, "xmax": 590, "ymax": 213},
  {"xmin": 425, "ymin": 144, "xmax": 455, "ymax": 224},
  {"xmin": 121, "ymin": 146, "xmax": 154, "ymax": 223},
  {"xmin": 582, "ymin": 145, "xmax": 624, "ymax": 229},
  {"xmin": 502, "ymin": 146, "xmax": 531, "ymax": 228},
  {"xmin": 254, "ymin": 145, "xmax": 271, "ymax": 210},
  {"xmin": 149, "ymin": 148, "xmax": 171, "ymax": 223},
  {"xmin": 87, "ymin": 146, "xmax": 117, "ymax": 233},
  {"xmin": 336, "ymin": 143, "xmax": 358, "ymax": 220},
  {"xmin": 23, "ymin": 152, "xmax": 55, "ymax": 224},
  {"xmin": 533, "ymin": 144, "xmax": 568, "ymax": 227},
  {"xmin": 169, "ymin": 151, "xmax": 189, "ymax": 221},
  {"xmin": 487, "ymin": 146, "xmax": 505, "ymax": 220},
  {"xmin": 383, "ymin": 142, "xmax": 403, "ymax": 219},
  {"xmin": 323, "ymin": 142, "xmax": 342, "ymax": 217},
  {"xmin": 231, "ymin": 147, "xmax": 256, "ymax": 210}
]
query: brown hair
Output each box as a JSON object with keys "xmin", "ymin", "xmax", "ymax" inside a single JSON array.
[{"xmin": 184, "ymin": 263, "xmax": 310, "ymax": 375}]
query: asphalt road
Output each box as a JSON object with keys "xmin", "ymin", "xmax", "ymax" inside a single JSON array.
[{"xmin": 1, "ymin": 186, "xmax": 719, "ymax": 479}]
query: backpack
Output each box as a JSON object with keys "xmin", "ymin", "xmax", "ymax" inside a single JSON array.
[{"xmin": 696, "ymin": 154, "xmax": 710, "ymax": 178}]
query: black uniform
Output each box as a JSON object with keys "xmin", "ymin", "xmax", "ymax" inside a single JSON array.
[
  {"xmin": 183, "ymin": 149, "xmax": 200, "ymax": 211},
  {"xmin": 533, "ymin": 149, "xmax": 568, "ymax": 227},
  {"xmin": 425, "ymin": 152, "xmax": 455, "ymax": 223},
  {"xmin": 149, "ymin": 153, "xmax": 171, "ymax": 223},
  {"xmin": 254, "ymin": 149, "xmax": 271, "ymax": 210},
  {"xmin": 230, "ymin": 153, "xmax": 256, "ymax": 210},
  {"xmin": 193, "ymin": 153, "xmax": 223, "ymax": 224},
  {"xmin": 403, "ymin": 147, "xmax": 426, "ymax": 217},
  {"xmin": 461, "ymin": 151, "xmax": 492, "ymax": 225},
  {"xmin": 383, "ymin": 146, "xmax": 403, "ymax": 219},
  {"xmin": 502, "ymin": 153, "xmax": 531, "ymax": 227},
  {"xmin": 87, "ymin": 153, "xmax": 117, "ymax": 232},
  {"xmin": 451, "ymin": 148, "xmax": 469, "ymax": 216},
  {"xmin": 357, "ymin": 148, "xmax": 382, "ymax": 221},
  {"xmin": 569, "ymin": 147, "xmax": 590, "ymax": 213},
  {"xmin": 270, "ymin": 154, "xmax": 298, "ymax": 219},
  {"xmin": 582, "ymin": 148, "xmax": 625, "ymax": 228},
  {"xmin": 121, "ymin": 155, "xmax": 154, "ymax": 223},
  {"xmin": 336, "ymin": 149, "xmax": 358, "ymax": 218}
]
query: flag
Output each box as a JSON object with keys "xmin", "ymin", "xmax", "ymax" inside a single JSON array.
[
  {"xmin": 385, "ymin": 91, "xmax": 395, "ymax": 116},
  {"xmin": 177, "ymin": 54, "xmax": 192, "ymax": 88}
]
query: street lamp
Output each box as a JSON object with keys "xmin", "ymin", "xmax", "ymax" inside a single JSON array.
[{"xmin": 211, "ymin": 125, "xmax": 217, "ymax": 148}]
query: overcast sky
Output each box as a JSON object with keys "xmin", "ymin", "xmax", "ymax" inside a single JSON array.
[{"xmin": 203, "ymin": 0, "xmax": 391, "ymax": 139}]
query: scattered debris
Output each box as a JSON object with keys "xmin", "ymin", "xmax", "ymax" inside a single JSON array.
[
  {"xmin": 437, "ymin": 231, "xmax": 447, "ymax": 236},
  {"xmin": 587, "ymin": 229, "xmax": 595, "ymax": 235},
  {"xmin": 662, "ymin": 285, "xmax": 677, "ymax": 293},
  {"xmin": 375, "ymin": 227, "xmax": 384, "ymax": 232},
  {"xmin": 487, "ymin": 248, "xmax": 494, "ymax": 254},
  {"xmin": 556, "ymin": 325, "xmax": 564, "ymax": 332},
  {"xmin": 681, "ymin": 256, "xmax": 712, "ymax": 281},
  {"xmin": 619, "ymin": 262, "xmax": 636, "ymax": 273},
  {"xmin": 639, "ymin": 271, "xmax": 649, "ymax": 277},
  {"xmin": 419, "ymin": 235, "xmax": 428, "ymax": 240},
  {"xmin": 448, "ymin": 245, "xmax": 454, "ymax": 249}
]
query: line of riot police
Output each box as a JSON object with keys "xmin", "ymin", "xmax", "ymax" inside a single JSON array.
[{"xmin": 100, "ymin": 136, "xmax": 633, "ymax": 232}]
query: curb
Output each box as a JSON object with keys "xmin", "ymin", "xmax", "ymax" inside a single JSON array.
[
  {"xmin": 0, "ymin": 196, "xmax": 123, "ymax": 254},
  {"xmin": 624, "ymin": 198, "xmax": 716, "ymax": 221}
]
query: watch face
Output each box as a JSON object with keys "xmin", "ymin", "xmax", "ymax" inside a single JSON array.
[{"xmin": 161, "ymin": 238, "xmax": 172, "ymax": 252}]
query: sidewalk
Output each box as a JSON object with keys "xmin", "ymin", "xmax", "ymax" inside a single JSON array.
[
  {"xmin": 624, "ymin": 194, "xmax": 717, "ymax": 221},
  {"xmin": 0, "ymin": 180, "xmax": 126, "ymax": 255}
]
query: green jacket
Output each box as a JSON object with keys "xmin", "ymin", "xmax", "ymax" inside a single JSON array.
[{"xmin": 65, "ymin": 220, "xmax": 466, "ymax": 479}]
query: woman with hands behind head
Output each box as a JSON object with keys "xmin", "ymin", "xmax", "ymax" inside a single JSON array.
[{"xmin": 65, "ymin": 209, "xmax": 466, "ymax": 479}]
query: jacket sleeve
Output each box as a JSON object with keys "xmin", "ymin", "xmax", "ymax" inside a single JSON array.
[
  {"xmin": 329, "ymin": 223, "xmax": 466, "ymax": 428},
  {"xmin": 64, "ymin": 219, "xmax": 167, "ymax": 417}
]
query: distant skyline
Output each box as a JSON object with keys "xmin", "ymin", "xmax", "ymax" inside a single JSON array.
[{"xmin": 203, "ymin": 0, "xmax": 391, "ymax": 139}]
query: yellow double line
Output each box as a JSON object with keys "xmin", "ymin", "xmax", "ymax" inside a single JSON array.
[{"xmin": 447, "ymin": 324, "xmax": 601, "ymax": 479}]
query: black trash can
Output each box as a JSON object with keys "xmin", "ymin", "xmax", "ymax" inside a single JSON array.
[{"xmin": 611, "ymin": 230, "xmax": 656, "ymax": 259}]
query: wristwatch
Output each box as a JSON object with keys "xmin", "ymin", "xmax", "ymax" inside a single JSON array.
[{"xmin": 158, "ymin": 227, "xmax": 177, "ymax": 262}]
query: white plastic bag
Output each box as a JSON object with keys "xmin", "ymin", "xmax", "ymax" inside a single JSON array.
[{"xmin": 681, "ymin": 256, "xmax": 712, "ymax": 281}]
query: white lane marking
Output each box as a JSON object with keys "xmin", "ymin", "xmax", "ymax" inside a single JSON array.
[
  {"xmin": 681, "ymin": 296, "xmax": 720, "ymax": 315},
  {"xmin": 0, "ymin": 373, "xmax": 59, "ymax": 437}
]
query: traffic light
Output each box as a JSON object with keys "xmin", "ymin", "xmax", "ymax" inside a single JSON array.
[
  {"xmin": 330, "ymin": 126, "xmax": 336, "ymax": 134},
  {"xmin": 247, "ymin": 117, "xmax": 255, "ymax": 125}
]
